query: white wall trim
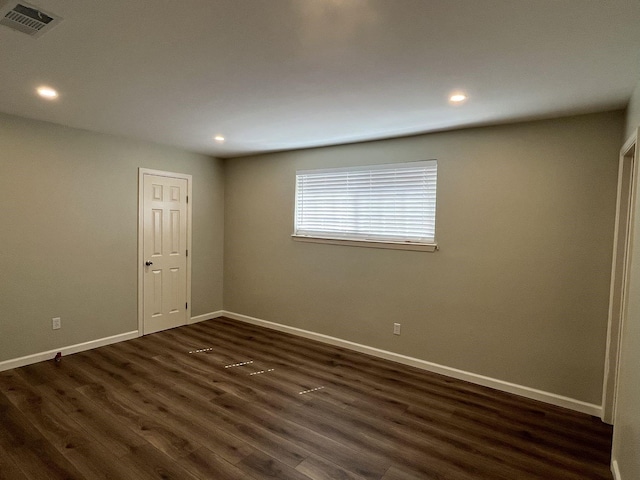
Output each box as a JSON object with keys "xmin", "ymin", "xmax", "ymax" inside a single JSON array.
[
  {"xmin": 612, "ymin": 460, "xmax": 622, "ymax": 480},
  {"xmin": 221, "ymin": 310, "xmax": 602, "ymax": 417},
  {"xmin": 0, "ymin": 331, "xmax": 139, "ymax": 373},
  {"xmin": 189, "ymin": 310, "xmax": 225, "ymax": 324}
]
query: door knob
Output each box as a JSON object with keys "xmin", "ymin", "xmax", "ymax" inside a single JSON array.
[{"xmin": 145, "ymin": 261, "xmax": 153, "ymax": 266}]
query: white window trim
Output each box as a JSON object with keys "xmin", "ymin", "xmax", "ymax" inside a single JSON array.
[
  {"xmin": 293, "ymin": 160, "xmax": 438, "ymax": 252},
  {"xmin": 291, "ymin": 234, "xmax": 437, "ymax": 252}
]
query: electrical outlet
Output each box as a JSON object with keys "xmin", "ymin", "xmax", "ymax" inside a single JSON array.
[
  {"xmin": 52, "ymin": 317, "xmax": 61, "ymax": 330},
  {"xmin": 393, "ymin": 323, "xmax": 401, "ymax": 335}
]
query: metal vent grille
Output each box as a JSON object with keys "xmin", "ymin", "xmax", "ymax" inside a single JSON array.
[{"xmin": 0, "ymin": 2, "xmax": 61, "ymax": 37}]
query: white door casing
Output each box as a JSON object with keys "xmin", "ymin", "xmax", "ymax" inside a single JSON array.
[
  {"xmin": 138, "ymin": 169, "xmax": 192, "ymax": 335},
  {"xmin": 602, "ymin": 129, "xmax": 639, "ymax": 424}
]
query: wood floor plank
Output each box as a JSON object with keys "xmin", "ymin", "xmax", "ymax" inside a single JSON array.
[
  {"xmin": 381, "ymin": 465, "xmax": 440, "ymax": 480},
  {"xmin": 282, "ymin": 397, "xmax": 490, "ymax": 480},
  {"xmin": 148, "ymin": 377, "xmax": 312, "ymax": 468},
  {"xmin": 77, "ymin": 347, "xmax": 265, "ymax": 467},
  {"xmin": 391, "ymin": 403, "xmax": 595, "ymax": 480},
  {"xmin": 122, "ymin": 382, "xmax": 260, "ymax": 466},
  {"xmin": 295, "ymin": 453, "xmax": 371, "ymax": 480},
  {"xmin": 141, "ymin": 359, "xmax": 387, "ymax": 479},
  {"xmin": 118, "ymin": 444, "xmax": 201, "ymax": 480},
  {"xmin": 116, "ymin": 341, "xmax": 227, "ymax": 400},
  {"xmin": 77, "ymin": 382, "xmax": 202, "ymax": 461},
  {"xmin": 180, "ymin": 447, "xmax": 259, "ymax": 480},
  {"xmin": 238, "ymin": 451, "xmax": 311, "ymax": 480},
  {"xmin": 204, "ymin": 318, "xmax": 608, "ymax": 480},
  {"xmin": 0, "ymin": 371, "xmax": 94, "ymax": 452},
  {"xmin": 76, "ymin": 352, "xmax": 304, "ymax": 470},
  {"xmin": 129, "ymin": 345, "xmax": 385, "ymax": 478},
  {"xmin": 61, "ymin": 441, "xmax": 149, "ymax": 480},
  {"xmin": 0, "ymin": 442, "xmax": 29, "ymax": 480},
  {"xmin": 210, "ymin": 392, "xmax": 390, "ymax": 479},
  {"xmin": 210, "ymin": 318, "xmax": 614, "ymax": 477},
  {"xmin": 36, "ymin": 381, "xmax": 148, "ymax": 458},
  {"xmin": 0, "ymin": 391, "xmax": 86, "ymax": 480},
  {"xmin": 0, "ymin": 317, "xmax": 613, "ymax": 480}
]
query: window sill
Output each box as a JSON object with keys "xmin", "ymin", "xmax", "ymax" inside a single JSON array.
[{"xmin": 291, "ymin": 235, "xmax": 438, "ymax": 252}]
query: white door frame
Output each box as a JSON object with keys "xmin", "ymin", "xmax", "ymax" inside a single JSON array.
[
  {"xmin": 602, "ymin": 129, "xmax": 639, "ymax": 423},
  {"xmin": 138, "ymin": 168, "xmax": 193, "ymax": 335}
]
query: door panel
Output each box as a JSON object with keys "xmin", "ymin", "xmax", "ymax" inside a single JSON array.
[
  {"xmin": 143, "ymin": 174, "xmax": 188, "ymax": 334},
  {"xmin": 152, "ymin": 209, "xmax": 163, "ymax": 254},
  {"xmin": 170, "ymin": 210, "xmax": 181, "ymax": 254},
  {"xmin": 151, "ymin": 270, "xmax": 163, "ymax": 316}
]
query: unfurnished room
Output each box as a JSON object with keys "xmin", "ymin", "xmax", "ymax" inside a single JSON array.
[{"xmin": 1, "ymin": 1, "xmax": 640, "ymax": 479}]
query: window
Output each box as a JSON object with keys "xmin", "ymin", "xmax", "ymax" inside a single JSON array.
[{"xmin": 293, "ymin": 160, "xmax": 437, "ymax": 251}]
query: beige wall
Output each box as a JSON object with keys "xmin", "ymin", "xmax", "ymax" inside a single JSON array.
[
  {"xmin": 626, "ymin": 79, "xmax": 640, "ymax": 140},
  {"xmin": 0, "ymin": 113, "xmax": 224, "ymax": 362},
  {"xmin": 612, "ymin": 88, "xmax": 640, "ymax": 478},
  {"xmin": 224, "ymin": 111, "xmax": 623, "ymax": 404}
]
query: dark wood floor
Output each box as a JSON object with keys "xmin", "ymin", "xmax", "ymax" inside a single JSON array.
[{"xmin": 0, "ymin": 317, "xmax": 612, "ymax": 479}]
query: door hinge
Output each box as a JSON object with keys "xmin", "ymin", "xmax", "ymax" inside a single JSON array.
[
  {"xmin": 185, "ymin": 302, "xmax": 188, "ymax": 309},
  {"xmin": 186, "ymin": 249, "xmax": 188, "ymax": 257},
  {"xmin": 186, "ymin": 195, "xmax": 189, "ymax": 203}
]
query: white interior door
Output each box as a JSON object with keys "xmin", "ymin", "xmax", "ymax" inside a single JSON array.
[{"xmin": 139, "ymin": 170, "xmax": 191, "ymax": 335}]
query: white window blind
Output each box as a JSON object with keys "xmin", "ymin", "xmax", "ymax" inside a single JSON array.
[{"xmin": 294, "ymin": 160, "xmax": 437, "ymax": 244}]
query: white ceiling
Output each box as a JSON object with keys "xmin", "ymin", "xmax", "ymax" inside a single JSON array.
[{"xmin": 1, "ymin": 0, "xmax": 639, "ymax": 158}]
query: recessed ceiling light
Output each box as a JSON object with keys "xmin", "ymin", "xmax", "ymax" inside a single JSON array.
[
  {"xmin": 449, "ymin": 92, "xmax": 467, "ymax": 104},
  {"xmin": 214, "ymin": 135, "xmax": 225, "ymax": 143},
  {"xmin": 37, "ymin": 86, "xmax": 58, "ymax": 99}
]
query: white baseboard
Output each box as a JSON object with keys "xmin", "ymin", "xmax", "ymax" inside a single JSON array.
[
  {"xmin": 0, "ymin": 310, "xmax": 602, "ymax": 417},
  {"xmin": 189, "ymin": 310, "xmax": 225, "ymax": 325},
  {"xmin": 612, "ymin": 460, "xmax": 621, "ymax": 480},
  {"xmin": 0, "ymin": 331, "xmax": 139, "ymax": 372},
  {"xmin": 221, "ymin": 310, "xmax": 602, "ymax": 417}
]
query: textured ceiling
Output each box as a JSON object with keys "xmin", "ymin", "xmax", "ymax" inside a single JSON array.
[{"xmin": 1, "ymin": 0, "xmax": 639, "ymax": 157}]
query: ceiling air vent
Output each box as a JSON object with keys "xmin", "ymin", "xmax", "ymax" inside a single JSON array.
[{"xmin": 0, "ymin": 1, "xmax": 61, "ymax": 37}]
